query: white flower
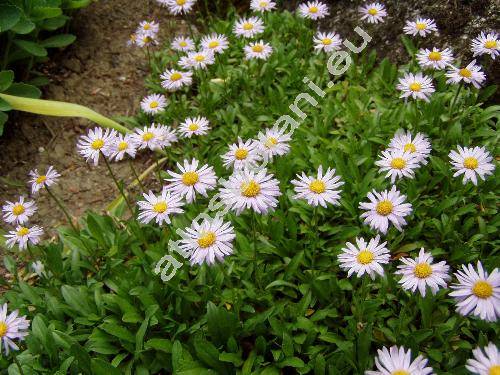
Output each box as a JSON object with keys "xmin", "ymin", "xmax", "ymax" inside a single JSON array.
[
  {"xmin": 359, "ymin": 186, "xmax": 412, "ymax": 234},
  {"xmin": 178, "ymin": 216, "xmax": 236, "ymax": 265},
  {"xmin": 155, "ymin": 124, "xmax": 178, "ymax": 147},
  {"xmin": 403, "ymin": 18, "xmax": 438, "ymax": 37},
  {"xmin": 28, "ymin": 166, "xmax": 60, "ymax": 194},
  {"xmin": 471, "ymin": 31, "xmax": 499, "ymax": 60},
  {"xmin": 366, "ymin": 346, "xmax": 435, "ymax": 375},
  {"xmin": 297, "ymin": 1, "xmax": 329, "ymax": 20},
  {"xmin": 201, "ymin": 33, "xmax": 229, "ymax": 54},
  {"xmin": 291, "ymin": 166, "xmax": 344, "ymax": 208},
  {"xmin": 164, "ymin": 159, "xmax": 217, "ymax": 203},
  {"xmin": 466, "ymin": 342, "xmax": 500, "ymax": 375},
  {"xmin": 77, "ymin": 127, "xmax": 116, "ymax": 165},
  {"xmin": 338, "ymin": 235, "xmax": 390, "ymax": 280},
  {"xmin": 255, "ymin": 126, "xmax": 291, "ymax": 161},
  {"xmin": 244, "ymin": 40, "xmax": 273, "ymax": 60},
  {"xmin": 137, "ymin": 20, "xmax": 159, "ymax": 36},
  {"xmin": 358, "ymin": 2, "xmax": 387, "ymax": 24},
  {"xmin": 219, "ymin": 168, "xmax": 281, "ymax": 215},
  {"xmin": 132, "ymin": 125, "xmax": 164, "ymax": 151},
  {"xmin": 221, "ymin": 138, "xmax": 261, "ymax": 170},
  {"xmin": 375, "ymin": 149, "xmax": 420, "ymax": 183},
  {"xmin": 388, "ymin": 129, "xmax": 431, "ymax": 165},
  {"xmin": 233, "ymin": 16, "xmax": 265, "ymax": 38},
  {"xmin": 416, "ymin": 47, "xmax": 454, "ymax": 70},
  {"xmin": 250, "ymin": 0, "xmax": 276, "ymax": 12},
  {"xmin": 179, "ymin": 50, "xmax": 215, "ymax": 70},
  {"xmin": 160, "ymin": 69, "xmax": 193, "ymax": 91},
  {"xmin": 31, "ymin": 261, "xmax": 46, "ymax": 277},
  {"xmin": 5, "ymin": 225, "xmax": 43, "ymax": 250},
  {"xmin": 395, "ymin": 248, "xmax": 451, "ymax": 297},
  {"xmin": 313, "ymin": 31, "xmax": 342, "ymax": 53},
  {"xmin": 2, "ymin": 196, "xmax": 37, "ymax": 225},
  {"xmin": 446, "ymin": 60, "xmax": 486, "ymax": 88},
  {"xmin": 165, "ymin": 0, "xmax": 196, "ymax": 14},
  {"xmin": 178, "ymin": 116, "xmax": 210, "ymax": 138},
  {"xmin": 448, "ymin": 145, "xmax": 495, "ymax": 185},
  {"xmin": 396, "ymin": 72, "xmax": 435, "ymax": 102},
  {"xmin": 171, "ymin": 35, "xmax": 195, "ymax": 52},
  {"xmin": 450, "ymin": 262, "xmax": 499, "ymax": 322},
  {"xmin": 0, "ymin": 303, "xmax": 30, "ymax": 356},
  {"xmin": 137, "ymin": 188, "xmax": 184, "ymax": 226},
  {"xmin": 140, "ymin": 93, "xmax": 167, "ymax": 114},
  {"xmin": 110, "ymin": 134, "xmax": 138, "ymax": 161},
  {"xmin": 135, "ymin": 32, "xmax": 158, "ymax": 48}
]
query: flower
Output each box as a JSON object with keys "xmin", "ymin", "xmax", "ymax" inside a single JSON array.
[
  {"xmin": 233, "ymin": 16, "xmax": 265, "ymax": 38},
  {"xmin": 358, "ymin": 2, "xmax": 387, "ymax": 24},
  {"xmin": 155, "ymin": 124, "xmax": 178, "ymax": 147},
  {"xmin": 2, "ymin": 196, "xmax": 37, "ymax": 225},
  {"xmin": 111, "ymin": 134, "xmax": 138, "ymax": 161},
  {"xmin": 338, "ymin": 235, "xmax": 390, "ymax": 279},
  {"xmin": 135, "ymin": 32, "xmax": 158, "ymax": 48},
  {"xmin": 5, "ymin": 225, "xmax": 43, "ymax": 250},
  {"xmin": 222, "ymin": 138, "xmax": 261, "ymax": 170},
  {"xmin": 127, "ymin": 33, "xmax": 138, "ymax": 47},
  {"xmin": 31, "ymin": 260, "xmax": 47, "ymax": 277},
  {"xmin": 313, "ymin": 31, "xmax": 342, "ymax": 53},
  {"xmin": 395, "ymin": 248, "xmax": 451, "ymax": 297},
  {"xmin": 178, "ymin": 116, "xmax": 210, "ymax": 138},
  {"xmin": 178, "ymin": 216, "xmax": 236, "ymax": 265},
  {"xmin": 446, "ymin": 60, "xmax": 486, "ymax": 88},
  {"xmin": 255, "ymin": 126, "xmax": 291, "ymax": 161},
  {"xmin": 375, "ymin": 149, "xmax": 420, "ymax": 183},
  {"xmin": 137, "ymin": 20, "xmax": 159, "ymax": 36},
  {"xmin": 179, "ymin": 50, "xmax": 216, "ymax": 70},
  {"xmin": 416, "ymin": 47, "xmax": 454, "ymax": 70},
  {"xmin": 140, "ymin": 93, "xmax": 167, "ymax": 114},
  {"xmin": 388, "ymin": 130, "xmax": 431, "ymax": 165},
  {"xmin": 219, "ymin": 168, "xmax": 281, "ymax": 215},
  {"xmin": 0, "ymin": 303, "xmax": 30, "ymax": 355},
  {"xmin": 396, "ymin": 72, "xmax": 435, "ymax": 102},
  {"xmin": 137, "ymin": 188, "xmax": 184, "ymax": 226},
  {"xmin": 250, "ymin": 0, "xmax": 276, "ymax": 12},
  {"xmin": 450, "ymin": 262, "xmax": 499, "ymax": 322},
  {"xmin": 244, "ymin": 40, "xmax": 273, "ymax": 60},
  {"xmin": 359, "ymin": 186, "xmax": 412, "ymax": 234},
  {"xmin": 471, "ymin": 31, "xmax": 499, "ymax": 60},
  {"xmin": 28, "ymin": 166, "xmax": 60, "ymax": 194},
  {"xmin": 160, "ymin": 69, "xmax": 193, "ymax": 91},
  {"xmin": 466, "ymin": 342, "xmax": 500, "ymax": 375},
  {"xmin": 200, "ymin": 33, "xmax": 229, "ymax": 54},
  {"xmin": 291, "ymin": 166, "xmax": 344, "ymax": 208},
  {"xmin": 448, "ymin": 145, "xmax": 495, "ymax": 185},
  {"xmin": 297, "ymin": 1, "xmax": 329, "ymax": 20},
  {"xmin": 403, "ymin": 18, "xmax": 438, "ymax": 37},
  {"xmin": 132, "ymin": 125, "xmax": 164, "ymax": 151},
  {"xmin": 164, "ymin": 159, "xmax": 217, "ymax": 203},
  {"xmin": 171, "ymin": 35, "xmax": 195, "ymax": 52},
  {"xmin": 77, "ymin": 127, "xmax": 116, "ymax": 165},
  {"xmin": 165, "ymin": 0, "xmax": 196, "ymax": 15},
  {"xmin": 366, "ymin": 346, "xmax": 435, "ymax": 375}
]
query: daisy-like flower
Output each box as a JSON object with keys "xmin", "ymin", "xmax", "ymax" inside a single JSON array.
[
  {"xmin": 135, "ymin": 32, "xmax": 158, "ymax": 48},
  {"xmin": 222, "ymin": 138, "xmax": 261, "ymax": 170},
  {"xmin": 127, "ymin": 33, "xmax": 138, "ymax": 47},
  {"xmin": 446, "ymin": 60, "xmax": 486, "ymax": 88},
  {"xmin": 140, "ymin": 93, "xmax": 167, "ymax": 114},
  {"xmin": 220, "ymin": 168, "xmax": 281, "ymax": 215},
  {"xmin": 77, "ymin": 127, "xmax": 116, "ymax": 166},
  {"xmin": 375, "ymin": 149, "xmax": 420, "ymax": 183},
  {"xmin": 313, "ymin": 31, "xmax": 342, "ymax": 53},
  {"xmin": 291, "ymin": 166, "xmax": 344, "ymax": 208},
  {"xmin": 178, "ymin": 116, "xmax": 210, "ymax": 138},
  {"xmin": 416, "ymin": 47, "xmax": 454, "ymax": 70},
  {"xmin": 165, "ymin": 0, "xmax": 196, "ymax": 15},
  {"xmin": 160, "ymin": 69, "xmax": 193, "ymax": 91},
  {"xmin": 200, "ymin": 33, "xmax": 229, "ymax": 54},
  {"xmin": 171, "ymin": 35, "xmax": 195, "ymax": 52},
  {"xmin": 396, "ymin": 72, "xmax": 435, "ymax": 102},
  {"xmin": 395, "ymin": 248, "xmax": 451, "ymax": 297},
  {"xmin": 388, "ymin": 130, "xmax": 431, "ymax": 165},
  {"xmin": 403, "ymin": 18, "xmax": 438, "ymax": 37},
  {"xmin": 28, "ymin": 166, "xmax": 60, "ymax": 194},
  {"xmin": 471, "ymin": 31, "xmax": 499, "ymax": 60},
  {"xmin": 164, "ymin": 159, "xmax": 217, "ymax": 203},
  {"xmin": 132, "ymin": 125, "xmax": 163, "ymax": 151},
  {"xmin": 2, "ymin": 197, "xmax": 37, "ymax": 225},
  {"xmin": 0, "ymin": 303, "xmax": 30, "ymax": 355},
  {"xmin": 338, "ymin": 235, "xmax": 390, "ymax": 280},
  {"xmin": 180, "ymin": 50, "xmax": 215, "ymax": 70},
  {"xmin": 255, "ymin": 126, "xmax": 291, "ymax": 161},
  {"xmin": 358, "ymin": 2, "xmax": 387, "ymax": 24},
  {"xmin": 137, "ymin": 188, "xmax": 184, "ymax": 226},
  {"xmin": 448, "ymin": 145, "xmax": 495, "ymax": 185},
  {"xmin": 359, "ymin": 186, "xmax": 412, "ymax": 235},
  {"xmin": 137, "ymin": 20, "xmax": 159, "ymax": 36},
  {"xmin": 5, "ymin": 225, "xmax": 43, "ymax": 250},
  {"xmin": 111, "ymin": 134, "xmax": 138, "ymax": 161},
  {"xmin": 31, "ymin": 260, "xmax": 47, "ymax": 277},
  {"xmin": 233, "ymin": 16, "xmax": 265, "ymax": 38},
  {"xmin": 250, "ymin": 0, "xmax": 276, "ymax": 12},
  {"xmin": 450, "ymin": 262, "xmax": 499, "ymax": 322},
  {"xmin": 366, "ymin": 346, "xmax": 435, "ymax": 375},
  {"xmin": 244, "ymin": 40, "xmax": 273, "ymax": 60},
  {"xmin": 466, "ymin": 342, "xmax": 500, "ymax": 375},
  {"xmin": 178, "ymin": 216, "xmax": 236, "ymax": 265},
  {"xmin": 155, "ymin": 124, "xmax": 178, "ymax": 148},
  {"xmin": 297, "ymin": 1, "xmax": 329, "ymax": 20}
]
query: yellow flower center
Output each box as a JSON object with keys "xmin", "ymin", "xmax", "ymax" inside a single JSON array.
[
  {"xmin": 409, "ymin": 82, "xmax": 422, "ymax": 92},
  {"xmin": 404, "ymin": 143, "xmax": 416, "ymax": 153},
  {"xmin": 194, "ymin": 54, "xmax": 205, "ymax": 62},
  {"xmin": 264, "ymin": 137, "xmax": 278, "ymax": 148},
  {"xmin": 414, "ymin": 263, "xmax": 433, "ymax": 278},
  {"xmin": 17, "ymin": 227, "xmax": 30, "ymax": 236},
  {"xmin": 252, "ymin": 44, "xmax": 264, "ymax": 53},
  {"xmin": 0, "ymin": 322, "xmax": 7, "ymax": 338},
  {"xmin": 235, "ymin": 148, "xmax": 248, "ymax": 160},
  {"xmin": 170, "ymin": 72, "xmax": 182, "ymax": 81},
  {"xmin": 463, "ymin": 157, "xmax": 478, "ymax": 170},
  {"xmin": 153, "ymin": 201, "xmax": 167, "ymax": 213},
  {"xmin": 179, "ymin": 41, "xmax": 187, "ymax": 47},
  {"xmin": 188, "ymin": 123, "xmax": 199, "ymax": 131},
  {"xmin": 484, "ymin": 40, "xmax": 497, "ymax": 49},
  {"xmin": 91, "ymin": 139, "xmax": 104, "ymax": 150},
  {"xmin": 259, "ymin": 1, "xmax": 268, "ymax": 7},
  {"xmin": 182, "ymin": 171, "xmax": 199, "ymax": 186},
  {"xmin": 243, "ymin": 22, "xmax": 254, "ymax": 30},
  {"xmin": 489, "ymin": 365, "xmax": 500, "ymax": 375},
  {"xmin": 208, "ymin": 41, "xmax": 219, "ymax": 48},
  {"xmin": 392, "ymin": 371, "xmax": 410, "ymax": 375},
  {"xmin": 118, "ymin": 141, "xmax": 128, "ymax": 151},
  {"xmin": 12, "ymin": 204, "xmax": 25, "ymax": 216},
  {"xmin": 459, "ymin": 68, "xmax": 472, "ymax": 78},
  {"xmin": 197, "ymin": 231, "xmax": 216, "ymax": 248},
  {"xmin": 149, "ymin": 101, "xmax": 159, "ymax": 108},
  {"xmin": 130, "ymin": 34, "xmax": 137, "ymax": 42},
  {"xmin": 367, "ymin": 8, "xmax": 378, "ymax": 15},
  {"xmin": 376, "ymin": 200, "xmax": 393, "ymax": 216},
  {"xmin": 309, "ymin": 180, "xmax": 326, "ymax": 194},
  {"xmin": 143, "ymin": 36, "xmax": 152, "ymax": 44},
  {"xmin": 176, "ymin": 0, "xmax": 186, "ymax": 4},
  {"xmin": 142, "ymin": 132, "xmax": 154, "ymax": 141},
  {"xmin": 143, "ymin": 23, "xmax": 150, "ymax": 30},
  {"xmin": 322, "ymin": 38, "xmax": 332, "ymax": 45},
  {"xmin": 357, "ymin": 250, "xmax": 374, "ymax": 265},
  {"xmin": 309, "ymin": 6, "xmax": 318, "ymax": 13},
  {"xmin": 36, "ymin": 175, "xmax": 47, "ymax": 184},
  {"xmin": 241, "ymin": 180, "xmax": 261, "ymax": 197},
  {"xmin": 428, "ymin": 51, "xmax": 442, "ymax": 61},
  {"xmin": 472, "ymin": 281, "xmax": 493, "ymax": 299},
  {"xmin": 391, "ymin": 157, "xmax": 407, "ymax": 170},
  {"xmin": 416, "ymin": 22, "xmax": 426, "ymax": 30}
]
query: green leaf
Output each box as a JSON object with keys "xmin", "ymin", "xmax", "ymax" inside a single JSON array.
[
  {"xmin": 30, "ymin": 7, "xmax": 63, "ymax": 20},
  {"xmin": 0, "ymin": 70, "xmax": 14, "ymax": 92},
  {"xmin": 41, "ymin": 34, "xmax": 76, "ymax": 48},
  {"xmin": 41, "ymin": 15, "xmax": 70, "ymax": 31},
  {"xmin": 13, "ymin": 39, "xmax": 48, "ymax": 57},
  {"xmin": 11, "ymin": 17, "xmax": 36, "ymax": 34},
  {"xmin": 63, "ymin": 0, "xmax": 92, "ymax": 9},
  {"xmin": 4, "ymin": 83, "xmax": 41, "ymax": 98},
  {"xmin": 90, "ymin": 359, "xmax": 121, "ymax": 375},
  {"xmin": 100, "ymin": 322, "xmax": 135, "ymax": 343},
  {"xmin": 0, "ymin": 5, "xmax": 21, "ymax": 32},
  {"xmin": 0, "ymin": 97, "xmax": 12, "ymax": 111}
]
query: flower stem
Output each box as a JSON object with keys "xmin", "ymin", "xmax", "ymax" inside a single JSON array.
[
  {"xmin": 129, "ymin": 160, "xmax": 146, "ymax": 193},
  {"xmin": 449, "ymin": 83, "xmax": 463, "ymax": 117},
  {"xmin": 45, "ymin": 186, "xmax": 78, "ymax": 233},
  {"xmin": 101, "ymin": 153, "xmax": 134, "ymax": 215}
]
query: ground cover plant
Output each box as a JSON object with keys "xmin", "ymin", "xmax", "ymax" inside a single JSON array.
[{"xmin": 0, "ymin": 1, "xmax": 499, "ymax": 374}]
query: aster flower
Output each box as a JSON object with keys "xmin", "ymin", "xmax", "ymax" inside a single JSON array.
[
  {"xmin": 466, "ymin": 342, "xmax": 500, "ymax": 375},
  {"xmin": 140, "ymin": 94, "xmax": 167, "ymax": 114},
  {"xmin": 221, "ymin": 138, "xmax": 261, "ymax": 170},
  {"xmin": 76, "ymin": 127, "xmax": 116, "ymax": 165},
  {"xmin": 359, "ymin": 186, "xmax": 412, "ymax": 234},
  {"xmin": 366, "ymin": 346, "xmax": 435, "ymax": 375},
  {"xmin": 171, "ymin": 35, "xmax": 195, "ymax": 52},
  {"xmin": 132, "ymin": 125, "xmax": 163, "ymax": 151},
  {"xmin": 155, "ymin": 124, "xmax": 178, "ymax": 147},
  {"xmin": 110, "ymin": 134, "xmax": 138, "ymax": 161},
  {"xmin": 179, "ymin": 50, "xmax": 215, "ymax": 70},
  {"xmin": 28, "ymin": 166, "xmax": 60, "ymax": 194},
  {"xmin": 446, "ymin": 60, "xmax": 486, "ymax": 88},
  {"xmin": 471, "ymin": 31, "xmax": 499, "ymax": 60},
  {"xmin": 358, "ymin": 2, "xmax": 387, "ymax": 24},
  {"xmin": 244, "ymin": 40, "xmax": 273, "ymax": 60},
  {"xmin": 255, "ymin": 126, "xmax": 291, "ymax": 161},
  {"xmin": 388, "ymin": 130, "xmax": 431, "ymax": 165},
  {"xmin": 5, "ymin": 225, "xmax": 43, "ymax": 250},
  {"xmin": 200, "ymin": 33, "xmax": 229, "ymax": 54},
  {"xmin": 403, "ymin": 18, "xmax": 438, "ymax": 37},
  {"xmin": 448, "ymin": 145, "xmax": 495, "ymax": 185},
  {"xmin": 178, "ymin": 116, "xmax": 210, "ymax": 138},
  {"xmin": 135, "ymin": 32, "xmax": 158, "ymax": 48},
  {"xmin": 375, "ymin": 149, "xmax": 420, "ymax": 183},
  {"xmin": 450, "ymin": 262, "xmax": 499, "ymax": 322},
  {"xmin": 0, "ymin": 303, "xmax": 30, "ymax": 355},
  {"xmin": 297, "ymin": 1, "xmax": 329, "ymax": 20},
  {"xmin": 416, "ymin": 47, "xmax": 454, "ymax": 70},
  {"xmin": 250, "ymin": 0, "xmax": 276, "ymax": 12},
  {"xmin": 233, "ymin": 16, "xmax": 265, "ymax": 38},
  {"xmin": 165, "ymin": 0, "xmax": 196, "ymax": 15},
  {"xmin": 160, "ymin": 69, "xmax": 193, "ymax": 91},
  {"xmin": 137, "ymin": 20, "xmax": 159, "ymax": 36},
  {"xmin": 313, "ymin": 31, "xmax": 342, "ymax": 53},
  {"xmin": 338, "ymin": 235, "xmax": 390, "ymax": 280},
  {"xmin": 137, "ymin": 188, "xmax": 184, "ymax": 226},
  {"xmin": 291, "ymin": 166, "xmax": 344, "ymax": 208},
  {"xmin": 396, "ymin": 72, "xmax": 435, "ymax": 102}
]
